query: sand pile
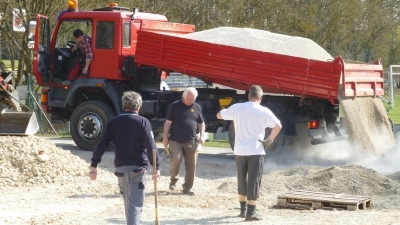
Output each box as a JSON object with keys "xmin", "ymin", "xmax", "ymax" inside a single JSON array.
[
  {"xmin": 0, "ymin": 136, "xmax": 89, "ymax": 189},
  {"xmin": 262, "ymin": 164, "xmax": 400, "ymax": 196},
  {"xmin": 183, "ymin": 27, "xmax": 333, "ymax": 61},
  {"xmin": 341, "ymin": 97, "xmax": 395, "ymax": 156}
]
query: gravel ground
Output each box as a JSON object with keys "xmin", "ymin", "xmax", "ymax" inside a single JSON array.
[{"xmin": 1, "ymin": 136, "xmax": 400, "ymax": 225}]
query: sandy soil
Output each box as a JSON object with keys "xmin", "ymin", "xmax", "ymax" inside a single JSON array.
[{"xmin": 1, "ymin": 137, "xmax": 400, "ymax": 225}]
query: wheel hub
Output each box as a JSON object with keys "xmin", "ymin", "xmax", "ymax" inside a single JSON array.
[{"xmin": 79, "ymin": 113, "xmax": 102, "ymax": 140}]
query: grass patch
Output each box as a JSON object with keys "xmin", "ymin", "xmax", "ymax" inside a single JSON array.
[
  {"xmin": 203, "ymin": 140, "xmax": 230, "ymax": 148},
  {"xmin": 383, "ymin": 94, "xmax": 400, "ymax": 124},
  {"xmin": 1, "ymin": 60, "xmax": 16, "ymax": 70}
]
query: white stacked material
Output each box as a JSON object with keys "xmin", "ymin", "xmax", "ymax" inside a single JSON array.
[{"xmin": 183, "ymin": 27, "xmax": 333, "ymax": 61}]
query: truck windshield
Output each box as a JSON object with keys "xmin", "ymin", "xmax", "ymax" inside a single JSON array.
[{"xmin": 56, "ymin": 20, "xmax": 92, "ymax": 48}]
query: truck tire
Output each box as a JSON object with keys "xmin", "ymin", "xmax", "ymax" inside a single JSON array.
[
  {"xmin": 70, "ymin": 101, "xmax": 116, "ymax": 151},
  {"xmin": 228, "ymin": 122, "xmax": 285, "ymax": 156}
]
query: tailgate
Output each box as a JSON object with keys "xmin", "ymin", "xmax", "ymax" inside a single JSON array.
[
  {"xmin": 134, "ymin": 31, "xmax": 346, "ymax": 102},
  {"xmin": 342, "ymin": 59, "xmax": 384, "ymax": 98}
]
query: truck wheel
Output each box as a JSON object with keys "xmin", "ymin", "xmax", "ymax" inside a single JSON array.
[
  {"xmin": 70, "ymin": 101, "xmax": 116, "ymax": 151},
  {"xmin": 228, "ymin": 122, "xmax": 286, "ymax": 156}
]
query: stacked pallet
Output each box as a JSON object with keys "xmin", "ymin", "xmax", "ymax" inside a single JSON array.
[{"xmin": 277, "ymin": 190, "xmax": 372, "ymax": 211}]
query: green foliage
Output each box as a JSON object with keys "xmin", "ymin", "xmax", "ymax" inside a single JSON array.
[
  {"xmin": 2, "ymin": 0, "xmax": 400, "ymax": 67},
  {"xmin": 384, "ymin": 94, "xmax": 400, "ymax": 124},
  {"xmin": 203, "ymin": 140, "xmax": 230, "ymax": 149}
]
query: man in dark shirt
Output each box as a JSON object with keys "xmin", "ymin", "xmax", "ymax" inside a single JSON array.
[
  {"xmin": 89, "ymin": 91, "xmax": 160, "ymax": 225},
  {"xmin": 163, "ymin": 87, "xmax": 205, "ymax": 196}
]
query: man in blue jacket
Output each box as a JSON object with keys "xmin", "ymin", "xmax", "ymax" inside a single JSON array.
[{"xmin": 89, "ymin": 91, "xmax": 160, "ymax": 225}]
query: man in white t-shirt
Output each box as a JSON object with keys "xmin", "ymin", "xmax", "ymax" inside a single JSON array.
[{"xmin": 217, "ymin": 85, "xmax": 281, "ymax": 221}]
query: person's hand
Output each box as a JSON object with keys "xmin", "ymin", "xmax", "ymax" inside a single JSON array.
[
  {"xmin": 72, "ymin": 46, "xmax": 77, "ymax": 52},
  {"xmin": 89, "ymin": 167, "xmax": 97, "ymax": 180},
  {"xmin": 152, "ymin": 170, "xmax": 160, "ymax": 182},
  {"xmin": 162, "ymin": 136, "xmax": 169, "ymax": 148},
  {"xmin": 198, "ymin": 136, "xmax": 205, "ymax": 145},
  {"xmin": 83, "ymin": 66, "xmax": 88, "ymax": 74},
  {"xmin": 258, "ymin": 138, "xmax": 273, "ymax": 150}
]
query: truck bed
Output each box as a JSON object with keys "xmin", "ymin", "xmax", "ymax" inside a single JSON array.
[{"xmin": 134, "ymin": 30, "xmax": 384, "ymax": 104}]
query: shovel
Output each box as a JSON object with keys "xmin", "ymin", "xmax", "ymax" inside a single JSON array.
[{"xmin": 162, "ymin": 145, "xmax": 172, "ymax": 161}]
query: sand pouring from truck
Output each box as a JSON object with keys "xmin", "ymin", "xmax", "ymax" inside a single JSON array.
[{"xmin": 0, "ymin": 68, "xmax": 40, "ymax": 135}]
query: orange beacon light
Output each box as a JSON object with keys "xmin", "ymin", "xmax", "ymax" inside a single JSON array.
[{"xmin": 67, "ymin": 0, "xmax": 78, "ymax": 11}]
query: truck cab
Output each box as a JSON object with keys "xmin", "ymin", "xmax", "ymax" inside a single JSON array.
[{"xmin": 32, "ymin": 3, "xmax": 194, "ymax": 150}]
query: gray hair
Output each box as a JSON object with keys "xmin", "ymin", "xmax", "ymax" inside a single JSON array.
[
  {"xmin": 182, "ymin": 87, "xmax": 198, "ymax": 98},
  {"xmin": 249, "ymin": 85, "xmax": 263, "ymax": 99},
  {"xmin": 122, "ymin": 91, "xmax": 142, "ymax": 111}
]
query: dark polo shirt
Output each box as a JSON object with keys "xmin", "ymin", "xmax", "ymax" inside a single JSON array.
[
  {"xmin": 167, "ymin": 100, "xmax": 204, "ymax": 143},
  {"xmin": 91, "ymin": 112, "xmax": 159, "ymax": 169}
]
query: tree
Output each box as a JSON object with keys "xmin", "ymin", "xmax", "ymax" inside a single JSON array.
[{"xmin": 0, "ymin": 0, "xmax": 66, "ymax": 86}]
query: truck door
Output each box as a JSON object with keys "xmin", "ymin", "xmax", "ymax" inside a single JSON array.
[{"xmin": 32, "ymin": 15, "xmax": 51, "ymax": 85}]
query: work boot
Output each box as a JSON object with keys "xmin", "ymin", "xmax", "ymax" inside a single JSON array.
[
  {"xmin": 182, "ymin": 189, "xmax": 195, "ymax": 196},
  {"xmin": 239, "ymin": 201, "xmax": 246, "ymax": 218},
  {"xmin": 62, "ymin": 80, "xmax": 72, "ymax": 85},
  {"xmin": 245, "ymin": 204, "xmax": 262, "ymax": 221},
  {"xmin": 169, "ymin": 182, "xmax": 176, "ymax": 191}
]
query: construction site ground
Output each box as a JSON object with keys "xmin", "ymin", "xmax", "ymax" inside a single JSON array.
[{"xmin": 2, "ymin": 137, "xmax": 400, "ymax": 225}]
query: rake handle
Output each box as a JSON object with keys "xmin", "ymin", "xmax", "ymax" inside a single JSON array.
[{"xmin": 153, "ymin": 149, "xmax": 160, "ymax": 225}]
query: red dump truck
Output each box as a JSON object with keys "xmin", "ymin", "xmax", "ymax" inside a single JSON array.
[{"xmin": 31, "ymin": 1, "xmax": 384, "ymax": 151}]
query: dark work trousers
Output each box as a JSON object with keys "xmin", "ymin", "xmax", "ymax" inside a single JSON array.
[
  {"xmin": 115, "ymin": 165, "xmax": 147, "ymax": 225},
  {"xmin": 235, "ymin": 155, "xmax": 264, "ymax": 200},
  {"xmin": 169, "ymin": 140, "xmax": 198, "ymax": 191}
]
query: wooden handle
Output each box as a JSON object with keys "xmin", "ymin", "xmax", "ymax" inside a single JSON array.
[{"xmin": 152, "ymin": 149, "xmax": 160, "ymax": 225}]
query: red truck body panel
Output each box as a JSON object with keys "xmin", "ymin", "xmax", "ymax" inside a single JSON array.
[
  {"xmin": 342, "ymin": 60, "xmax": 384, "ymax": 98},
  {"xmin": 134, "ymin": 31, "xmax": 384, "ymax": 104}
]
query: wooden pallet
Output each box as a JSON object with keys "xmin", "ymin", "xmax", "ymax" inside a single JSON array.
[{"xmin": 277, "ymin": 190, "xmax": 372, "ymax": 211}]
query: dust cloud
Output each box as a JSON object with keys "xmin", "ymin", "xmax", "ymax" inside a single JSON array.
[{"xmin": 265, "ymin": 97, "xmax": 398, "ymax": 174}]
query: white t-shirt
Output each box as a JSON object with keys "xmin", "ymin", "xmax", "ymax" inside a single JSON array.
[{"xmin": 220, "ymin": 101, "xmax": 281, "ymax": 156}]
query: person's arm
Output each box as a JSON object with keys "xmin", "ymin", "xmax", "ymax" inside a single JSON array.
[
  {"xmin": 267, "ymin": 123, "xmax": 282, "ymax": 141},
  {"xmin": 142, "ymin": 122, "xmax": 161, "ymax": 182},
  {"xmin": 217, "ymin": 106, "xmax": 234, "ymax": 120},
  {"xmin": 163, "ymin": 103, "xmax": 175, "ymax": 147},
  {"xmin": 198, "ymin": 122, "xmax": 206, "ymax": 144},
  {"xmin": 216, "ymin": 111, "xmax": 223, "ymax": 119},
  {"xmin": 82, "ymin": 60, "xmax": 91, "ymax": 74},
  {"xmin": 82, "ymin": 38, "xmax": 93, "ymax": 74},
  {"xmin": 163, "ymin": 120, "xmax": 172, "ymax": 147},
  {"xmin": 89, "ymin": 123, "xmax": 112, "ymax": 180}
]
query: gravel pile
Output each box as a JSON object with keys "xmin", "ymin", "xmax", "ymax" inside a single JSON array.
[
  {"xmin": 183, "ymin": 27, "xmax": 333, "ymax": 61},
  {"xmin": 0, "ymin": 136, "xmax": 89, "ymax": 189},
  {"xmin": 262, "ymin": 164, "xmax": 400, "ymax": 196},
  {"xmin": 341, "ymin": 97, "xmax": 396, "ymax": 155},
  {"xmin": 2, "ymin": 142, "xmax": 400, "ymax": 224}
]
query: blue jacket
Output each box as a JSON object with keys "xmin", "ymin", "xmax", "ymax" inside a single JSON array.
[{"xmin": 91, "ymin": 112, "xmax": 160, "ymax": 169}]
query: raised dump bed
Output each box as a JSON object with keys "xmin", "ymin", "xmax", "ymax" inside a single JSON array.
[
  {"xmin": 277, "ymin": 190, "xmax": 372, "ymax": 211},
  {"xmin": 135, "ymin": 28, "xmax": 384, "ymax": 104}
]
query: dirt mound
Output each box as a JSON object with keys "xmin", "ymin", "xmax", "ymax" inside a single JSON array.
[
  {"xmin": 262, "ymin": 164, "xmax": 400, "ymax": 196},
  {"xmin": 0, "ymin": 136, "xmax": 90, "ymax": 188},
  {"xmin": 341, "ymin": 97, "xmax": 395, "ymax": 155}
]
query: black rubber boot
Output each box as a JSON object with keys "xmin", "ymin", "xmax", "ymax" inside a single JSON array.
[
  {"xmin": 245, "ymin": 204, "xmax": 262, "ymax": 221},
  {"xmin": 239, "ymin": 201, "xmax": 246, "ymax": 218}
]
